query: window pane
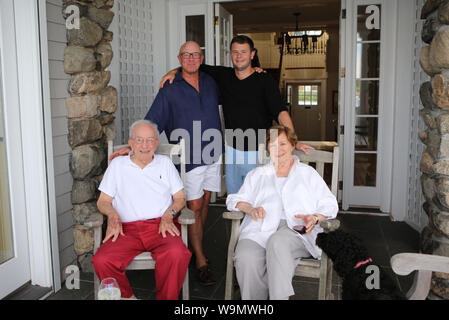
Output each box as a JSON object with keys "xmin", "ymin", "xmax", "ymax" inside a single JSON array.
[
  {"xmin": 355, "ymin": 80, "xmax": 379, "ymax": 115},
  {"xmin": 356, "ymin": 43, "xmax": 380, "ymax": 78},
  {"xmin": 186, "ymin": 15, "xmax": 205, "ymax": 47},
  {"xmin": 298, "ymin": 85, "xmax": 321, "ymax": 106},
  {"xmin": 298, "ymin": 86, "xmax": 305, "ymax": 105},
  {"xmin": 312, "ymin": 86, "xmax": 318, "ymax": 105},
  {"xmin": 355, "ymin": 117, "xmax": 378, "ymax": 151},
  {"xmin": 357, "ymin": 5, "xmax": 381, "ymax": 41},
  {"xmin": 354, "ymin": 153, "xmax": 377, "ymax": 186}
]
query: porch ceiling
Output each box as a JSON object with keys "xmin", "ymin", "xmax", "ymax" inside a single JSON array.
[{"xmin": 221, "ymin": 0, "xmax": 341, "ymax": 34}]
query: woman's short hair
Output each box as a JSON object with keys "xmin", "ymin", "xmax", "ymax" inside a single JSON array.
[{"xmin": 266, "ymin": 125, "xmax": 298, "ymax": 150}]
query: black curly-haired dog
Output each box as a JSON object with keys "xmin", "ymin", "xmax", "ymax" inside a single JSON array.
[{"xmin": 316, "ymin": 230, "xmax": 405, "ymax": 300}]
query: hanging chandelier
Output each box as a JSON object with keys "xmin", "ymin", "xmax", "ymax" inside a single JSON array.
[{"xmin": 278, "ymin": 12, "xmax": 324, "ymax": 55}]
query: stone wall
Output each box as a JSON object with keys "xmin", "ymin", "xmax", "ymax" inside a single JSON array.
[
  {"xmin": 419, "ymin": 0, "xmax": 449, "ymax": 300},
  {"xmin": 63, "ymin": 0, "xmax": 116, "ymax": 272}
]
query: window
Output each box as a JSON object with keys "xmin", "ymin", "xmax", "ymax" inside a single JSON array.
[
  {"xmin": 186, "ymin": 15, "xmax": 205, "ymax": 56},
  {"xmin": 298, "ymin": 85, "xmax": 319, "ymax": 106}
]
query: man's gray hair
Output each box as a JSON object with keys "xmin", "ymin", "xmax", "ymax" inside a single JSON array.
[{"xmin": 129, "ymin": 119, "xmax": 159, "ymax": 139}]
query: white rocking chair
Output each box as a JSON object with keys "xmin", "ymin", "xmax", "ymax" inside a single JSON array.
[
  {"xmin": 223, "ymin": 145, "xmax": 340, "ymax": 300},
  {"xmin": 86, "ymin": 138, "xmax": 195, "ymax": 300}
]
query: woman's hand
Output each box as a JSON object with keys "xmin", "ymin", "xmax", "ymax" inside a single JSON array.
[
  {"xmin": 254, "ymin": 67, "xmax": 266, "ymax": 73},
  {"xmin": 294, "ymin": 214, "xmax": 320, "ymax": 234},
  {"xmin": 236, "ymin": 202, "xmax": 266, "ymax": 221},
  {"xmin": 248, "ymin": 207, "xmax": 266, "ymax": 221}
]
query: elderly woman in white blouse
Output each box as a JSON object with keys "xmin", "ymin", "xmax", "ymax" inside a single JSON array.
[{"xmin": 226, "ymin": 125, "xmax": 339, "ymax": 300}]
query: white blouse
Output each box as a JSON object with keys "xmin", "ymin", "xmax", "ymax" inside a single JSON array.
[
  {"xmin": 275, "ymin": 177, "xmax": 288, "ymax": 220},
  {"xmin": 226, "ymin": 156, "xmax": 339, "ymax": 259}
]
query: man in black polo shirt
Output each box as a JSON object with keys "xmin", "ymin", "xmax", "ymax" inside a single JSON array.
[{"xmin": 161, "ymin": 35, "xmax": 312, "ymax": 195}]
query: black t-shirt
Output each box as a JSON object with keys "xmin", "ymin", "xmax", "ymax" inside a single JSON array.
[{"xmin": 200, "ymin": 64, "xmax": 287, "ymax": 151}]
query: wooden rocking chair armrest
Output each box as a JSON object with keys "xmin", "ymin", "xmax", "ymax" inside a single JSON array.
[
  {"xmin": 178, "ymin": 207, "xmax": 195, "ymax": 225},
  {"xmin": 84, "ymin": 213, "xmax": 104, "ymax": 229},
  {"xmin": 319, "ymin": 219, "xmax": 340, "ymax": 233},
  {"xmin": 84, "ymin": 213, "xmax": 104, "ymax": 254},
  {"xmin": 391, "ymin": 253, "xmax": 449, "ymax": 276},
  {"xmin": 223, "ymin": 211, "xmax": 245, "ymax": 220}
]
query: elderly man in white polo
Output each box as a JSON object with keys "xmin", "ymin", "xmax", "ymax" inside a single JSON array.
[{"xmin": 92, "ymin": 119, "xmax": 191, "ymax": 300}]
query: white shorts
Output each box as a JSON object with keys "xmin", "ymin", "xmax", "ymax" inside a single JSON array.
[{"xmin": 184, "ymin": 161, "xmax": 222, "ymax": 201}]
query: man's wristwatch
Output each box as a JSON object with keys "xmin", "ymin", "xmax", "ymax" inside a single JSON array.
[
  {"xmin": 313, "ymin": 214, "xmax": 320, "ymax": 225},
  {"xmin": 169, "ymin": 208, "xmax": 178, "ymax": 218}
]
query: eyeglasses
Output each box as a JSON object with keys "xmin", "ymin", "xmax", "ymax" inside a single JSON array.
[
  {"xmin": 179, "ymin": 52, "xmax": 202, "ymax": 59},
  {"xmin": 133, "ymin": 137, "xmax": 158, "ymax": 144}
]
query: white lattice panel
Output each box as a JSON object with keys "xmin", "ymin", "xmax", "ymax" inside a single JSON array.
[
  {"xmin": 407, "ymin": 0, "xmax": 429, "ymax": 231},
  {"xmin": 117, "ymin": 0, "xmax": 154, "ymax": 143}
]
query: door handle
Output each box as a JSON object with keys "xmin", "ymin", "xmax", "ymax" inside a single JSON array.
[{"xmin": 318, "ymin": 112, "xmax": 322, "ymax": 121}]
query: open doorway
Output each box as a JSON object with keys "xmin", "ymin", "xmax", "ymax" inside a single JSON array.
[{"xmin": 219, "ymin": 0, "xmax": 341, "ymax": 143}]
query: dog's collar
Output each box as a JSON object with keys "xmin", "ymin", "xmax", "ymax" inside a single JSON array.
[{"xmin": 354, "ymin": 258, "xmax": 373, "ymax": 269}]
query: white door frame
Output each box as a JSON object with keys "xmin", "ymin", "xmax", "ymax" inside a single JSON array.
[
  {"xmin": 167, "ymin": 0, "xmax": 214, "ymax": 68},
  {"xmin": 214, "ymin": 3, "xmax": 233, "ymax": 67},
  {"xmin": 0, "ymin": 0, "xmax": 30, "ymax": 298},
  {"xmin": 0, "ymin": 0, "xmax": 58, "ymax": 297},
  {"xmin": 167, "ymin": 0, "xmax": 245, "ymax": 69},
  {"xmin": 338, "ymin": 0, "xmax": 347, "ymax": 204},
  {"xmin": 342, "ymin": 0, "xmax": 396, "ymax": 212}
]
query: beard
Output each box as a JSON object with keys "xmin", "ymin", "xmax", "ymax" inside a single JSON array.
[{"xmin": 233, "ymin": 60, "xmax": 251, "ymax": 71}]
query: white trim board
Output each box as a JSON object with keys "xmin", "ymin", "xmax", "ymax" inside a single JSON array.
[
  {"xmin": 390, "ymin": 0, "xmax": 416, "ymax": 222},
  {"xmin": 37, "ymin": 0, "xmax": 61, "ymax": 292}
]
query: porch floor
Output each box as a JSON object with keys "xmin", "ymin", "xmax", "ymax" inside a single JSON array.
[{"xmin": 46, "ymin": 204, "xmax": 420, "ymax": 300}]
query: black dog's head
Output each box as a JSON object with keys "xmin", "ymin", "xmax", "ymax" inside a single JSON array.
[{"xmin": 316, "ymin": 230, "xmax": 370, "ymax": 278}]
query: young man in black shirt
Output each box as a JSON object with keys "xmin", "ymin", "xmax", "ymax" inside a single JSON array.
[{"xmin": 161, "ymin": 35, "xmax": 312, "ymax": 194}]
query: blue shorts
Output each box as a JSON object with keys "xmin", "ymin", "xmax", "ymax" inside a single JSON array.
[{"xmin": 225, "ymin": 145, "xmax": 258, "ymax": 195}]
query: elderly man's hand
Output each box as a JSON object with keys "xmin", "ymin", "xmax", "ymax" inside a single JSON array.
[
  {"xmin": 295, "ymin": 142, "xmax": 314, "ymax": 155},
  {"xmin": 159, "ymin": 212, "xmax": 180, "ymax": 238},
  {"xmin": 103, "ymin": 213, "xmax": 124, "ymax": 243}
]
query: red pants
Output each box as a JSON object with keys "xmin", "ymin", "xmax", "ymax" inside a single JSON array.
[{"xmin": 92, "ymin": 218, "xmax": 191, "ymax": 300}]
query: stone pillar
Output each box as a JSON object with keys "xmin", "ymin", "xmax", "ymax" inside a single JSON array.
[
  {"xmin": 419, "ymin": 0, "xmax": 449, "ymax": 300},
  {"xmin": 63, "ymin": 0, "xmax": 117, "ymax": 272}
]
